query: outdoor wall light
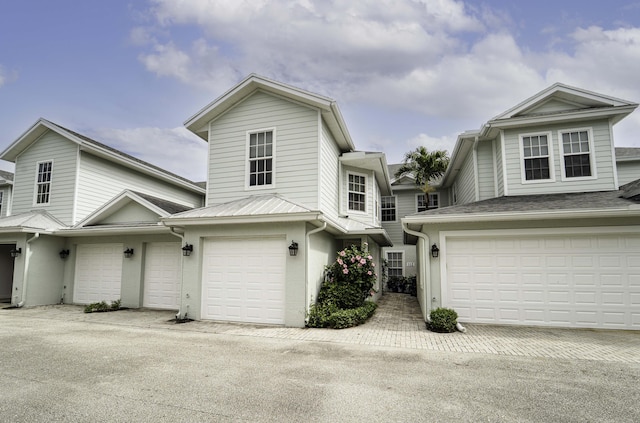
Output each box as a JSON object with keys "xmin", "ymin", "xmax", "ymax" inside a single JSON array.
[
  {"xmin": 59, "ymin": 249, "xmax": 70, "ymax": 259},
  {"xmin": 182, "ymin": 243, "xmax": 193, "ymax": 257},
  {"xmin": 431, "ymin": 243, "xmax": 440, "ymax": 258},
  {"xmin": 288, "ymin": 241, "xmax": 299, "ymax": 257},
  {"xmin": 10, "ymin": 247, "xmax": 22, "ymax": 258},
  {"xmin": 124, "ymin": 248, "xmax": 135, "ymax": 258}
]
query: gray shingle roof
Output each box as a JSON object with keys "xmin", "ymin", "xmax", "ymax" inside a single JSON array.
[
  {"xmin": 0, "ymin": 170, "xmax": 13, "ymax": 182},
  {"xmin": 131, "ymin": 191, "xmax": 193, "ymax": 214},
  {"xmin": 413, "ymin": 183, "xmax": 640, "ymax": 217},
  {"xmin": 615, "ymin": 147, "xmax": 640, "ymax": 160}
]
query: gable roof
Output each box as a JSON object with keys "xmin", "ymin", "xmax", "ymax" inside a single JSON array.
[
  {"xmin": 184, "ymin": 74, "xmax": 355, "ymax": 151},
  {"xmin": 0, "ymin": 118, "xmax": 205, "ymax": 194},
  {"xmin": 341, "ymin": 151, "xmax": 392, "ymax": 195},
  {"xmin": 0, "ymin": 210, "xmax": 66, "ymax": 234},
  {"xmin": 490, "ymin": 83, "xmax": 638, "ymax": 124},
  {"xmin": 403, "ymin": 184, "xmax": 640, "ymax": 225},
  {"xmin": 75, "ymin": 190, "xmax": 193, "ymax": 228}
]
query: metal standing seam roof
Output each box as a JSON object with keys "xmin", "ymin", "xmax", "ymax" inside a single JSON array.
[
  {"xmin": 0, "ymin": 170, "xmax": 14, "ymax": 182},
  {"xmin": 0, "ymin": 210, "xmax": 67, "ymax": 232},
  {"xmin": 130, "ymin": 191, "xmax": 194, "ymax": 214}
]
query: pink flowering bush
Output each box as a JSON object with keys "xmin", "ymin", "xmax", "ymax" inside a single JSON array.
[{"xmin": 307, "ymin": 244, "xmax": 378, "ymax": 328}]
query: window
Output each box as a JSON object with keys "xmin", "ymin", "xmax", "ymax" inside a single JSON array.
[
  {"xmin": 522, "ymin": 134, "xmax": 552, "ymax": 181},
  {"xmin": 428, "ymin": 193, "xmax": 439, "ymax": 209},
  {"xmin": 35, "ymin": 161, "xmax": 53, "ymax": 204},
  {"xmin": 417, "ymin": 194, "xmax": 427, "ymax": 212},
  {"xmin": 248, "ymin": 130, "xmax": 273, "ymax": 187},
  {"xmin": 348, "ymin": 173, "xmax": 366, "ymax": 212},
  {"xmin": 0, "ymin": 191, "xmax": 3, "ymax": 215},
  {"xmin": 381, "ymin": 196, "xmax": 396, "ymax": 222},
  {"xmin": 560, "ymin": 130, "xmax": 593, "ymax": 178},
  {"xmin": 387, "ymin": 252, "xmax": 403, "ymax": 278},
  {"xmin": 417, "ymin": 193, "xmax": 439, "ymax": 212}
]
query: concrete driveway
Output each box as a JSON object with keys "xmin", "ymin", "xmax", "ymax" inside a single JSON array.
[{"xmin": 1, "ymin": 296, "xmax": 639, "ymax": 422}]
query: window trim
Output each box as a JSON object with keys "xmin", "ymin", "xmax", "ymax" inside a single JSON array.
[
  {"xmin": 557, "ymin": 127, "xmax": 597, "ymax": 181},
  {"xmin": 518, "ymin": 131, "xmax": 555, "ymax": 184},
  {"xmin": 416, "ymin": 193, "xmax": 427, "ymax": 212},
  {"xmin": 386, "ymin": 251, "xmax": 404, "ymax": 278},
  {"xmin": 381, "ymin": 195, "xmax": 397, "ymax": 222},
  {"xmin": 245, "ymin": 127, "xmax": 276, "ymax": 190},
  {"xmin": 347, "ymin": 171, "xmax": 368, "ymax": 214},
  {"xmin": 416, "ymin": 192, "xmax": 439, "ymax": 212},
  {"xmin": 33, "ymin": 160, "xmax": 53, "ymax": 206},
  {"xmin": 0, "ymin": 190, "xmax": 3, "ymax": 216}
]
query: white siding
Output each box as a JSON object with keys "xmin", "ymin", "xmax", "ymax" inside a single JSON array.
[
  {"xmin": 0, "ymin": 187, "xmax": 11, "ymax": 217},
  {"xmin": 319, "ymin": 122, "xmax": 341, "ymax": 220},
  {"xmin": 617, "ymin": 161, "xmax": 640, "ymax": 186},
  {"xmin": 477, "ymin": 141, "xmax": 495, "ymax": 200},
  {"xmin": 11, "ymin": 130, "xmax": 78, "ymax": 224},
  {"xmin": 76, "ymin": 153, "xmax": 202, "ymax": 224},
  {"xmin": 504, "ymin": 119, "xmax": 617, "ymax": 195},
  {"xmin": 342, "ymin": 165, "xmax": 376, "ymax": 225},
  {"xmin": 456, "ymin": 149, "xmax": 476, "ymax": 205},
  {"xmin": 495, "ymin": 137, "xmax": 504, "ymax": 196},
  {"xmin": 207, "ymin": 91, "xmax": 320, "ymax": 208}
]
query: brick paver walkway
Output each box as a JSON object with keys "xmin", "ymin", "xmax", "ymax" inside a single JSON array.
[{"xmin": 2, "ymin": 294, "xmax": 639, "ymax": 363}]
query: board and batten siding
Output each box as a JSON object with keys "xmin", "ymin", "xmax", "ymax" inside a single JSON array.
[
  {"xmin": 455, "ymin": 149, "xmax": 476, "ymax": 205},
  {"xmin": 319, "ymin": 122, "xmax": 341, "ymax": 220},
  {"xmin": 477, "ymin": 141, "xmax": 495, "ymax": 200},
  {"xmin": 503, "ymin": 119, "xmax": 617, "ymax": 195},
  {"xmin": 75, "ymin": 153, "xmax": 202, "ymax": 224},
  {"xmin": 617, "ymin": 161, "xmax": 640, "ymax": 186},
  {"xmin": 207, "ymin": 91, "xmax": 320, "ymax": 208},
  {"xmin": 11, "ymin": 130, "xmax": 78, "ymax": 224}
]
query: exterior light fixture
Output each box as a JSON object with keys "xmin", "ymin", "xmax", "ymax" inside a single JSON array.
[
  {"xmin": 59, "ymin": 249, "xmax": 70, "ymax": 259},
  {"xmin": 431, "ymin": 243, "xmax": 440, "ymax": 258},
  {"xmin": 10, "ymin": 247, "xmax": 22, "ymax": 258},
  {"xmin": 288, "ymin": 241, "xmax": 299, "ymax": 257},
  {"xmin": 124, "ymin": 248, "xmax": 135, "ymax": 258},
  {"xmin": 181, "ymin": 243, "xmax": 193, "ymax": 257}
]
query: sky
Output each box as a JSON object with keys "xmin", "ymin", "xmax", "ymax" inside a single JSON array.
[{"xmin": 1, "ymin": 0, "xmax": 640, "ymax": 182}]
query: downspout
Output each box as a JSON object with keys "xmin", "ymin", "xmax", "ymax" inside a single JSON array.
[
  {"xmin": 17, "ymin": 232, "xmax": 40, "ymax": 308},
  {"xmin": 305, "ymin": 222, "xmax": 327, "ymax": 320},
  {"xmin": 402, "ymin": 222, "xmax": 466, "ymax": 333},
  {"xmin": 169, "ymin": 226, "xmax": 187, "ymax": 320}
]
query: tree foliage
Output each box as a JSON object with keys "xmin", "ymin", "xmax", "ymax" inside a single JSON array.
[{"xmin": 394, "ymin": 146, "xmax": 450, "ymax": 193}]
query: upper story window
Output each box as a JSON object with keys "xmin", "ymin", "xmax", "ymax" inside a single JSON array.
[
  {"xmin": 416, "ymin": 193, "xmax": 438, "ymax": 212},
  {"xmin": 381, "ymin": 196, "xmax": 396, "ymax": 222},
  {"xmin": 560, "ymin": 129, "xmax": 594, "ymax": 179},
  {"xmin": 348, "ymin": 173, "xmax": 366, "ymax": 212},
  {"xmin": 35, "ymin": 161, "xmax": 53, "ymax": 204},
  {"xmin": 248, "ymin": 129, "xmax": 274, "ymax": 187},
  {"xmin": 521, "ymin": 133, "xmax": 554, "ymax": 182},
  {"xmin": 417, "ymin": 194, "xmax": 428, "ymax": 212}
]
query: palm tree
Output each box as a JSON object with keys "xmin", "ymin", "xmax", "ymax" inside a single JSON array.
[{"xmin": 394, "ymin": 146, "xmax": 449, "ymax": 200}]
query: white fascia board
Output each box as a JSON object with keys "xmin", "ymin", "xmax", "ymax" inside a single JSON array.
[
  {"xmin": 162, "ymin": 212, "xmax": 323, "ymax": 227},
  {"xmin": 488, "ymin": 105, "xmax": 638, "ymax": 129},
  {"xmin": 56, "ymin": 224, "xmax": 170, "ymax": 237},
  {"xmin": 74, "ymin": 191, "xmax": 168, "ymax": 228},
  {"xmin": 402, "ymin": 206, "xmax": 640, "ymax": 225}
]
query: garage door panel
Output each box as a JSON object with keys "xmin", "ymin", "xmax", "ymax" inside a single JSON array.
[
  {"xmin": 143, "ymin": 243, "xmax": 181, "ymax": 310},
  {"xmin": 445, "ymin": 232, "xmax": 639, "ymax": 330},
  {"xmin": 202, "ymin": 238, "xmax": 286, "ymax": 324},
  {"xmin": 74, "ymin": 244, "xmax": 123, "ymax": 304}
]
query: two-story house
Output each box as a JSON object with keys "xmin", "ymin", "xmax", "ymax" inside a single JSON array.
[
  {"xmin": 163, "ymin": 75, "xmax": 392, "ymax": 327},
  {"xmin": 0, "ymin": 119, "xmax": 205, "ymax": 309},
  {"xmin": 403, "ymin": 83, "xmax": 640, "ymax": 330}
]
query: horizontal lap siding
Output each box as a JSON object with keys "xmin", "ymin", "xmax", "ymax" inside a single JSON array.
[
  {"xmin": 617, "ymin": 161, "xmax": 640, "ymax": 186},
  {"xmin": 382, "ymin": 187, "xmax": 418, "ymax": 244},
  {"xmin": 504, "ymin": 119, "xmax": 617, "ymax": 195},
  {"xmin": 456, "ymin": 150, "xmax": 476, "ymax": 205},
  {"xmin": 320, "ymin": 123, "xmax": 341, "ymax": 220},
  {"xmin": 496, "ymin": 137, "xmax": 504, "ymax": 196},
  {"xmin": 208, "ymin": 91, "xmax": 319, "ymax": 207},
  {"xmin": 76, "ymin": 153, "xmax": 203, "ymax": 223},
  {"xmin": 477, "ymin": 141, "xmax": 495, "ymax": 200},
  {"xmin": 11, "ymin": 131, "xmax": 78, "ymax": 224}
]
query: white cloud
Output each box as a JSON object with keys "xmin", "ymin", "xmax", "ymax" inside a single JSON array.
[
  {"xmin": 90, "ymin": 126, "xmax": 209, "ymax": 181},
  {"xmin": 0, "ymin": 65, "xmax": 17, "ymax": 88}
]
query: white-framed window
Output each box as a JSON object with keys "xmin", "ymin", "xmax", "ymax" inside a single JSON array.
[
  {"xmin": 417, "ymin": 194, "xmax": 428, "ymax": 212},
  {"xmin": 386, "ymin": 251, "xmax": 403, "ymax": 278},
  {"xmin": 247, "ymin": 129, "xmax": 274, "ymax": 188},
  {"xmin": 381, "ymin": 196, "xmax": 396, "ymax": 222},
  {"xmin": 428, "ymin": 193, "xmax": 439, "ymax": 209},
  {"xmin": 348, "ymin": 173, "xmax": 366, "ymax": 212},
  {"xmin": 520, "ymin": 132, "xmax": 554, "ymax": 183},
  {"xmin": 558, "ymin": 128, "xmax": 595, "ymax": 180},
  {"xmin": 35, "ymin": 160, "xmax": 53, "ymax": 205}
]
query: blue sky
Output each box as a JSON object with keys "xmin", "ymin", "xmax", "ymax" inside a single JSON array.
[{"xmin": 1, "ymin": 0, "xmax": 640, "ymax": 181}]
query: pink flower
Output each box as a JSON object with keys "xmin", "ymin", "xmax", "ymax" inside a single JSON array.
[
  {"xmin": 367, "ymin": 271, "xmax": 372, "ymax": 275},
  {"xmin": 356, "ymin": 255, "xmax": 361, "ymax": 260},
  {"xmin": 351, "ymin": 257, "xmax": 356, "ymax": 263},
  {"xmin": 367, "ymin": 255, "xmax": 372, "ymax": 260},
  {"xmin": 372, "ymin": 263, "xmax": 375, "ymax": 267},
  {"xmin": 360, "ymin": 259, "xmax": 366, "ymax": 265},
  {"xmin": 342, "ymin": 269, "xmax": 349, "ymax": 274},
  {"xmin": 337, "ymin": 259, "xmax": 343, "ymax": 265},
  {"xmin": 339, "ymin": 251, "xmax": 346, "ymax": 257},
  {"xmin": 357, "ymin": 263, "xmax": 362, "ymax": 267}
]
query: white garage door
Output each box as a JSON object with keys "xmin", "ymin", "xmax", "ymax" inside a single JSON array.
[
  {"xmin": 202, "ymin": 238, "xmax": 286, "ymax": 324},
  {"xmin": 143, "ymin": 242, "xmax": 182, "ymax": 310},
  {"xmin": 74, "ymin": 243, "xmax": 123, "ymax": 304},
  {"xmin": 444, "ymin": 232, "xmax": 640, "ymax": 329}
]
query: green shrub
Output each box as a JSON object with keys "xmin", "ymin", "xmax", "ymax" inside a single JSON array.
[
  {"xmin": 307, "ymin": 301, "xmax": 377, "ymax": 329},
  {"xmin": 426, "ymin": 307, "xmax": 458, "ymax": 333},
  {"xmin": 84, "ymin": 299, "xmax": 122, "ymax": 313}
]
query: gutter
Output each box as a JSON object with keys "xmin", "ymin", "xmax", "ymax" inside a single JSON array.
[{"xmin": 17, "ymin": 233, "xmax": 40, "ymax": 308}]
